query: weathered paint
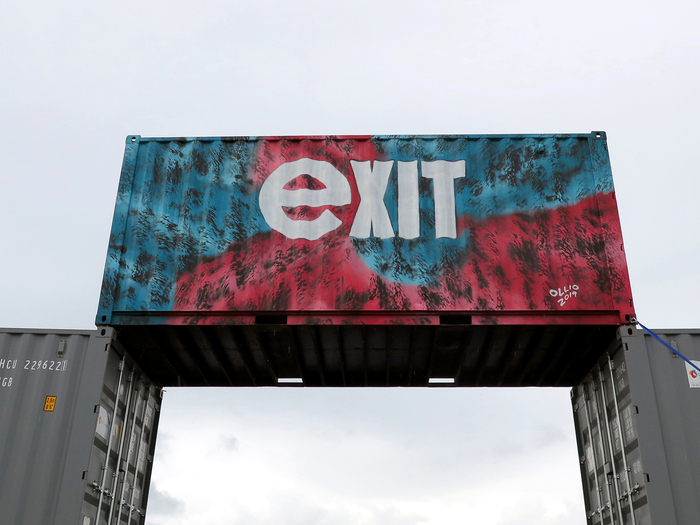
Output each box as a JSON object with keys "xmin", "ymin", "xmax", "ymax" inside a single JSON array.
[{"xmin": 97, "ymin": 133, "xmax": 634, "ymax": 326}]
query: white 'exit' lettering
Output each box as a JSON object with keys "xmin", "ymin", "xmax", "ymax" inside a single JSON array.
[{"xmin": 258, "ymin": 158, "xmax": 465, "ymax": 240}]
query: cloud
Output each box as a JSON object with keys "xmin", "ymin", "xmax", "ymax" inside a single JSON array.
[
  {"xmin": 490, "ymin": 422, "xmax": 568, "ymax": 457},
  {"xmin": 370, "ymin": 505, "xmax": 428, "ymax": 525},
  {"xmin": 221, "ymin": 434, "xmax": 240, "ymax": 451},
  {"xmin": 229, "ymin": 493, "xmax": 427, "ymax": 525},
  {"xmin": 153, "ymin": 431, "xmax": 174, "ymax": 458},
  {"xmin": 154, "ymin": 386, "xmax": 579, "ymax": 503},
  {"xmin": 496, "ymin": 498, "xmax": 583, "ymax": 525},
  {"xmin": 147, "ymin": 483, "xmax": 186, "ymax": 518}
]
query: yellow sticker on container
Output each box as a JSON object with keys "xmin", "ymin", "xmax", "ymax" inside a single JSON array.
[{"xmin": 44, "ymin": 396, "xmax": 57, "ymax": 411}]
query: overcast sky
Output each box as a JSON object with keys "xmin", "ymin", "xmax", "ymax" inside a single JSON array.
[{"xmin": 2, "ymin": 1, "xmax": 699, "ymax": 524}]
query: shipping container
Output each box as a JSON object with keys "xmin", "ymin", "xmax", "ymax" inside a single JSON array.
[
  {"xmin": 0, "ymin": 328, "xmax": 162, "ymax": 525},
  {"xmin": 98, "ymin": 133, "xmax": 633, "ymax": 326},
  {"xmin": 95, "ymin": 133, "xmax": 635, "ymax": 387},
  {"xmin": 571, "ymin": 328, "xmax": 700, "ymax": 525}
]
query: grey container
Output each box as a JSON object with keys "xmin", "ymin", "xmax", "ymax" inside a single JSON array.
[
  {"xmin": 571, "ymin": 327, "xmax": 700, "ymax": 525},
  {"xmin": 0, "ymin": 328, "xmax": 163, "ymax": 525}
]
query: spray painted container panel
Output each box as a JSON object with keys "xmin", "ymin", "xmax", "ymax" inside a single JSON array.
[
  {"xmin": 0, "ymin": 329, "xmax": 162, "ymax": 525},
  {"xmin": 97, "ymin": 132, "xmax": 634, "ymax": 327},
  {"xmin": 571, "ymin": 328, "xmax": 700, "ymax": 525}
]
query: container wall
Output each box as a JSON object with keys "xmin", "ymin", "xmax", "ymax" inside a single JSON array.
[
  {"xmin": 97, "ymin": 133, "xmax": 634, "ymax": 327},
  {"xmin": 0, "ymin": 329, "xmax": 162, "ymax": 525},
  {"xmin": 571, "ymin": 328, "xmax": 700, "ymax": 525},
  {"xmin": 74, "ymin": 333, "xmax": 162, "ymax": 525},
  {"xmin": 0, "ymin": 330, "xmax": 92, "ymax": 525}
]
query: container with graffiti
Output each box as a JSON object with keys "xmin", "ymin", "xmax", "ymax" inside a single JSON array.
[{"xmin": 98, "ymin": 133, "xmax": 633, "ymax": 327}]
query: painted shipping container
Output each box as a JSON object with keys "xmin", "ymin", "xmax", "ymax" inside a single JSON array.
[
  {"xmin": 571, "ymin": 328, "xmax": 700, "ymax": 525},
  {"xmin": 97, "ymin": 132, "xmax": 634, "ymax": 327},
  {"xmin": 0, "ymin": 329, "xmax": 162, "ymax": 525}
]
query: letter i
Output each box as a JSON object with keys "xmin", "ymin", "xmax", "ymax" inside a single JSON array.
[{"xmin": 398, "ymin": 161, "xmax": 419, "ymax": 239}]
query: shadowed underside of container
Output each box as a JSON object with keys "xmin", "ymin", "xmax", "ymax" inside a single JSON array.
[{"xmin": 115, "ymin": 323, "xmax": 618, "ymax": 387}]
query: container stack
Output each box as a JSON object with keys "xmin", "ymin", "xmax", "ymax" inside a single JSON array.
[{"xmin": 9, "ymin": 132, "xmax": 692, "ymax": 525}]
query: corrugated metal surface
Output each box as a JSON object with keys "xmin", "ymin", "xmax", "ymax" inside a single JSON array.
[
  {"xmin": 571, "ymin": 328, "xmax": 700, "ymax": 525},
  {"xmin": 76, "ymin": 333, "xmax": 162, "ymax": 525},
  {"xmin": 0, "ymin": 330, "xmax": 92, "ymax": 525},
  {"xmin": 98, "ymin": 132, "xmax": 634, "ymax": 327},
  {"xmin": 115, "ymin": 323, "xmax": 618, "ymax": 387},
  {"xmin": 0, "ymin": 329, "xmax": 162, "ymax": 525}
]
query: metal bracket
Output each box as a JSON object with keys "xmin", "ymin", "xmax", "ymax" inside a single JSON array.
[{"xmin": 91, "ymin": 482, "xmax": 114, "ymax": 500}]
